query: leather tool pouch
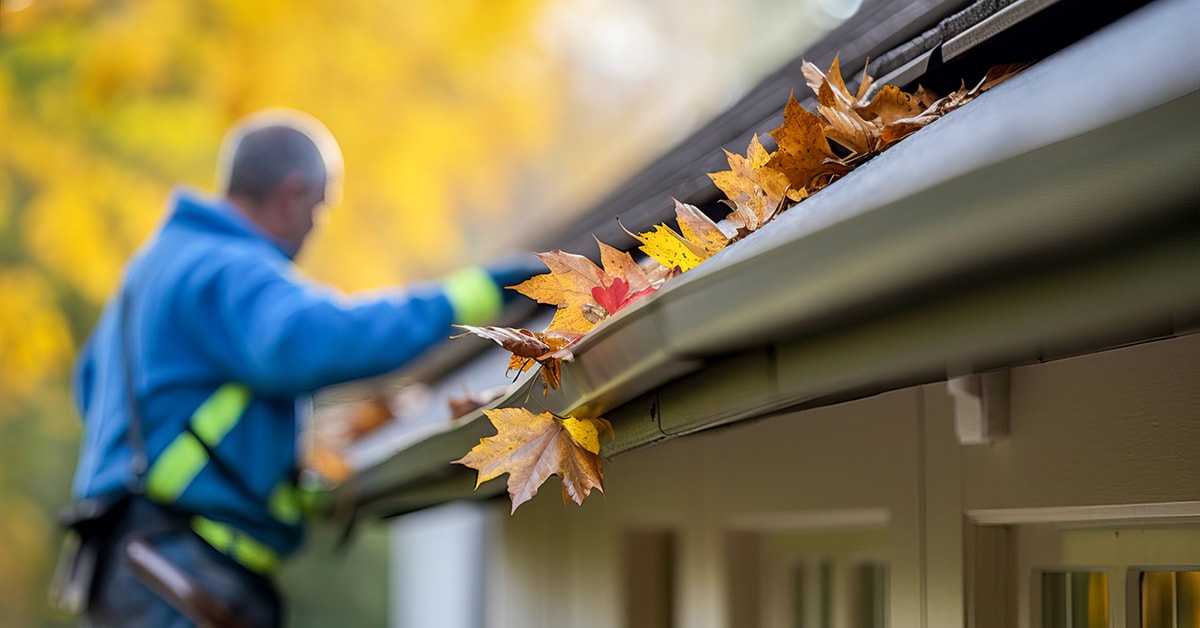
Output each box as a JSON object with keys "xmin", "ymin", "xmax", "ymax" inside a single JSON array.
[{"xmin": 47, "ymin": 494, "xmax": 129, "ymax": 615}]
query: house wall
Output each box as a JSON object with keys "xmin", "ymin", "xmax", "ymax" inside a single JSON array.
[{"xmin": 464, "ymin": 333, "xmax": 1200, "ymax": 627}]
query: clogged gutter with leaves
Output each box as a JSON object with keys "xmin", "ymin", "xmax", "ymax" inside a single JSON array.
[{"xmin": 426, "ymin": 58, "xmax": 1024, "ymax": 513}]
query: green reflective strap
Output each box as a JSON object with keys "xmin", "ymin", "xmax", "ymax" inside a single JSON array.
[
  {"xmin": 192, "ymin": 516, "xmax": 280, "ymax": 576},
  {"xmin": 442, "ymin": 266, "xmax": 502, "ymax": 326},
  {"xmin": 145, "ymin": 384, "xmax": 252, "ymax": 503},
  {"xmin": 189, "ymin": 383, "xmax": 252, "ymax": 443},
  {"xmin": 145, "ymin": 433, "xmax": 207, "ymax": 502},
  {"xmin": 267, "ymin": 483, "xmax": 301, "ymax": 524}
]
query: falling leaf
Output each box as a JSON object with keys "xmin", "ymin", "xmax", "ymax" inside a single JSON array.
[{"xmin": 454, "ymin": 408, "xmax": 611, "ymax": 513}]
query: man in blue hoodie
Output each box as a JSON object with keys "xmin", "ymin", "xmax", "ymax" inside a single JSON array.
[{"xmin": 69, "ymin": 110, "xmax": 538, "ymax": 627}]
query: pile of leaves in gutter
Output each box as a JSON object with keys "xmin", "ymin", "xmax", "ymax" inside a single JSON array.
[{"xmin": 448, "ymin": 58, "xmax": 1027, "ymax": 513}]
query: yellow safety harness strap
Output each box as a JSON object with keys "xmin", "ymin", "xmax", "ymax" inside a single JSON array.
[
  {"xmin": 191, "ymin": 516, "xmax": 281, "ymax": 576},
  {"xmin": 144, "ymin": 383, "xmax": 303, "ymax": 575},
  {"xmin": 145, "ymin": 384, "xmax": 252, "ymax": 503}
]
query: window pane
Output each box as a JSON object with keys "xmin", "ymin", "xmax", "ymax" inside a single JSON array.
[
  {"xmin": 1139, "ymin": 570, "xmax": 1200, "ymax": 628},
  {"xmin": 854, "ymin": 562, "xmax": 888, "ymax": 628},
  {"xmin": 623, "ymin": 529, "xmax": 675, "ymax": 628},
  {"xmin": 1042, "ymin": 571, "xmax": 1108, "ymax": 628},
  {"xmin": 789, "ymin": 559, "xmax": 831, "ymax": 628},
  {"xmin": 1179, "ymin": 571, "xmax": 1199, "ymax": 628}
]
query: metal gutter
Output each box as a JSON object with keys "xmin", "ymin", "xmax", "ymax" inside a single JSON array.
[{"xmin": 332, "ymin": 0, "xmax": 1200, "ymax": 520}]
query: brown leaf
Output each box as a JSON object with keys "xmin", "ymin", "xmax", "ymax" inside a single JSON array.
[
  {"xmin": 453, "ymin": 325, "xmax": 556, "ymax": 358},
  {"xmin": 766, "ymin": 95, "xmax": 843, "ymax": 194},
  {"xmin": 913, "ymin": 85, "xmax": 938, "ymax": 108},
  {"xmin": 970, "ymin": 62, "xmax": 1031, "ymax": 95},
  {"xmin": 454, "ymin": 325, "xmax": 572, "ymax": 389},
  {"xmin": 860, "ymin": 84, "xmax": 925, "ymax": 125},
  {"xmin": 454, "ymin": 408, "xmax": 611, "ymax": 513},
  {"xmin": 816, "ymin": 75, "xmax": 877, "ymax": 154},
  {"xmin": 881, "ymin": 113, "xmax": 941, "ymax": 143}
]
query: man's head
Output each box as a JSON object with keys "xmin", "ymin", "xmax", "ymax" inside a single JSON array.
[{"xmin": 216, "ymin": 109, "xmax": 343, "ymax": 257}]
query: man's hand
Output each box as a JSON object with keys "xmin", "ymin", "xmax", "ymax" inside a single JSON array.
[{"xmin": 443, "ymin": 252, "xmax": 545, "ymax": 325}]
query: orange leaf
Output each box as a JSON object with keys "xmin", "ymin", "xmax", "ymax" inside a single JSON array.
[
  {"xmin": 304, "ymin": 448, "xmax": 354, "ymax": 485},
  {"xmin": 766, "ymin": 95, "xmax": 846, "ymax": 193},
  {"xmin": 710, "ymin": 134, "xmax": 795, "ymax": 233},
  {"xmin": 511, "ymin": 250, "xmax": 605, "ymax": 336},
  {"xmin": 860, "ymin": 84, "xmax": 925, "ymax": 126},
  {"xmin": 454, "ymin": 408, "xmax": 611, "ymax": 513}
]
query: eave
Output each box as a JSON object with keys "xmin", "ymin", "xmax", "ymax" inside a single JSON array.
[{"xmin": 327, "ymin": 0, "xmax": 1200, "ymax": 521}]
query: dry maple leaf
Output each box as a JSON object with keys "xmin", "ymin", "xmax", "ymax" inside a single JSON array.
[
  {"xmin": 674, "ymin": 198, "xmax": 731, "ymax": 255},
  {"xmin": 453, "ymin": 325, "xmax": 573, "ymax": 389},
  {"xmin": 709, "ymin": 134, "xmax": 800, "ymax": 234},
  {"xmin": 802, "ymin": 56, "xmax": 881, "ymax": 155},
  {"xmin": 860, "ymin": 84, "xmax": 926, "ymax": 126},
  {"xmin": 453, "ymin": 407, "xmax": 612, "ymax": 513},
  {"xmin": 511, "ymin": 250, "xmax": 605, "ymax": 337},
  {"xmin": 623, "ymin": 199, "xmax": 733, "ymax": 272},
  {"xmin": 628, "ymin": 223, "xmax": 707, "ymax": 272},
  {"xmin": 513, "ymin": 243, "xmax": 664, "ymax": 335},
  {"xmin": 766, "ymin": 95, "xmax": 850, "ymax": 195}
]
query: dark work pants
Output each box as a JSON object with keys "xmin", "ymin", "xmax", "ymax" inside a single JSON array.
[{"xmin": 83, "ymin": 497, "xmax": 281, "ymax": 628}]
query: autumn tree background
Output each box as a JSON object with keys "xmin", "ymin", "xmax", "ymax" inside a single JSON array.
[{"xmin": 0, "ymin": 0, "xmax": 846, "ymax": 624}]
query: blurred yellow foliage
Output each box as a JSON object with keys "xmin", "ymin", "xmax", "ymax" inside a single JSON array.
[
  {"xmin": 0, "ymin": 267, "xmax": 74, "ymax": 401},
  {"xmin": 0, "ymin": 493, "xmax": 54, "ymax": 618},
  {"xmin": 0, "ymin": 1, "xmax": 563, "ymax": 622},
  {"xmin": 1, "ymin": 0, "xmax": 565, "ymax": 403}
]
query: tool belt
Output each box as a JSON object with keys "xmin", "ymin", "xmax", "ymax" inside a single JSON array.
[
  {"xmin": 47, "ymin": 493, "xmax": 129, "ymax": 615},
  {"xmin": 50, "ymin": 495, "xmax": 272, "ymax": 628}
]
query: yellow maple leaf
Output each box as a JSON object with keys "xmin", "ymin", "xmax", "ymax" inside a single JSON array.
[
  {"xmin": 631, "ymin": 224, "xmax": 707, "ymax": 272},
  {"xmin": 673, "ymin": 198, "xmax": 730, "ymax": 256},
  {"xmin": 454, "ymin": 408, "xmax": 612, "ymax": 513}
]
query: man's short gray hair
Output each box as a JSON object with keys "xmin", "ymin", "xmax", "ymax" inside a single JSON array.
[{"xmin": 216, "ymin": 109, "xmax": 344, "ymax": 204}]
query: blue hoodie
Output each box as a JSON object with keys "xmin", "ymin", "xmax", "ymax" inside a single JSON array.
[{"xmin": 73, "ymin": 189, "xmax": 467, "ymax": 557}]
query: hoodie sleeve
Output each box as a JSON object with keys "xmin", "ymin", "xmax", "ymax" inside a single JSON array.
[{"xmin": 178, "ymin": 250, "xmax": 459, "ymax": 398}]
